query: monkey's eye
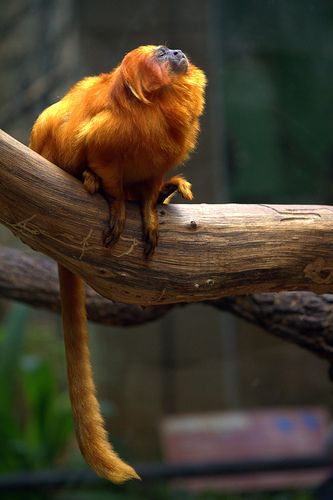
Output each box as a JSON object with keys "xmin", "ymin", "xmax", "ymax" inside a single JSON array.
[{"xmin": 156, "ymin": 46, "xmax": 168, "ymax": 60}]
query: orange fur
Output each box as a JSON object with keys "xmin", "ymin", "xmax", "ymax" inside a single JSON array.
[{"xmin": 30, "ymin": 45, "xmax": 206, "ymax": 483}]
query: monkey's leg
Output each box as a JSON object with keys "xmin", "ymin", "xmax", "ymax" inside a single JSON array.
[
  {"xmin": 142, "ymin": 199, "xmax": 158, "ymax": 257},
  {"xmin": 157, "ymin": 175, "xmax": 193, "ymax": 204},
  {"xmin": 83, "ymin": 168, "xmax": 101, "ymax": 194},
  {"xmin": 103, "ymin": 189, "xmax": 126, "ymax": 247},
  {"xmin": 91, "ymin": 166, "xmax": 126, "ymax": 247},
  {"xmin": 103, "ymin": 197, "xmax": 126, "ymax": 247},
  {"xmin": 140, "ymin": 181, "xmax": 161, "ymax": 257}
]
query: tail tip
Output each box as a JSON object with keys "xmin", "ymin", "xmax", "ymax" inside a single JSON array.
[{"xmin": 109, "ymin": 464, "xmax": 141, "ymax": 484}]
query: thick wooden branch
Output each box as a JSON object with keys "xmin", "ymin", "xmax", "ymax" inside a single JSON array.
[
  {"xmin": 1, "ymin": 247, "xmax": 333, "ymax": 361},
  {"xmin": 1, "ymin": 129, "xmax": 333, "ymax": 306}
]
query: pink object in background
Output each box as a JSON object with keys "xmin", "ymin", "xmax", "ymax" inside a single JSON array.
[{"xmin": 161, "ymin": 408, "xmax": 331, "ymax": 492}]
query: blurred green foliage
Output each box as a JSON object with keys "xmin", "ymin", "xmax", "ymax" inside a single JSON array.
[{"xmin": 0, "ymin": 303, "xmax": 73, "ymax": 472}]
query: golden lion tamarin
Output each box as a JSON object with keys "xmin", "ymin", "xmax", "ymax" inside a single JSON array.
[{"xmin": 30, "ymin": 45, "xmax": 206, "ymax": 483}]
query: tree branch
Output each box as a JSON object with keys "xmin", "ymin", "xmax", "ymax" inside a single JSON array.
[
  {"xmin": 1, "ymin": 129, "xmax": 333, "ymax": 306},
  {"xmin": 1, "ymin": 247, "xmax": 333, "ymax": 362},
  {"xmin": 212, "ymin": 295, "xmax": 333, "ymax": 362},
  {"xmin": 0, "ymin": 248, "xmax": 171, "ymax": 327}
]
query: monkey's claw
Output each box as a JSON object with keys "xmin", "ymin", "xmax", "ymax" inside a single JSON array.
[
  {"xmin": 103, "ymin": 219, "xmax": 124, "ymax": 247},
  {"xmin": 144, "ymin": 229, "xmax": 158, "ymax": 258},
  {"xmin": 103, "ymin": 229, "xmax": 117, "ymax": 247}
]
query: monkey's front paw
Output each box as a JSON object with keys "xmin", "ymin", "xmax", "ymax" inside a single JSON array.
[
  {"xmin": 103, "ymin": 218, "xmax": 124, "ymax": 247},
  {"xmin": 144, "ymin": 228, "xmax": 158, "ymax": 258}
]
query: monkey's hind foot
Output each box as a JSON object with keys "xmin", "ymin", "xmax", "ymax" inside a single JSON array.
[
  {"xmin": 177, "ymin": 177, "xmax": 193, "ymax": 201},
  {"xmin": 158, "ymin": 175, "xmax": 193, "ymax": 204},
  {"xmin": 103, "ymin": 199, "xmax": 126, "ymax": 247},
  {"xmin": 103, "ymin": 219, "xmax": 124, "ymax": 247},
  {"xmin": 83, "ymin": 168, "xmax": 101, "ymax": 194},
  {"xmin": 144, "ymin": 226, "xmax": 158, "ymax": 258}
]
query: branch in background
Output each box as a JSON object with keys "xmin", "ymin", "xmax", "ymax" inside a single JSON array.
[
  {"xmin": 1, "ymin": 247, "xmax": 333, "ymax": 362},
  {"xmin": 212, "ymin": 295, "xmax": 333, "ymax": 362},
  {"xmin": 0, "ymin": 248, "xmax": 171, "ymax": 327},
  {"xmin": 1, "ymin": 131, "xmax": 333, "ymax": 306}
]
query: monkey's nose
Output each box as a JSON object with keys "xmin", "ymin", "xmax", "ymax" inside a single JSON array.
[
  {"xmin": 169, "ymin": 48, "xmax": 188, "ymax": 73},
  {"xmin": 173, "ymin": 49, "xmax": 185, "ymax": 59}
]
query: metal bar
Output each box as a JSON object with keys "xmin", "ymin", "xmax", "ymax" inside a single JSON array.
[{"xmin": 0, "ymin": 456, "xmax": 330, "ymax": 490}]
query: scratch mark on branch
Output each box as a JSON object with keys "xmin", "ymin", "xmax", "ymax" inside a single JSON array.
[
  {"xmin": 260, "ymin": 204, "xmax": 321, "ymax": 221},
  {"xmin": 117, "ymin": 236, "xmax": 140, "ymax": 257},
  {"xmin": 79, "ymin": 229, "xmax": 93, "ymax": 260},
  {"xmin": 280, "ymin": 215, "xmax": 320, "ymax": 222},
  {"xmin": 156, "ymin": 287, "xmax": 166, "ymax": 301},
  {"xmin": 259, "ymin": 204, "xmax": 283, "ymax": 216},
  {"xmin": 8, "ymin": 214, "xmax": 39, "ymax": 236}
]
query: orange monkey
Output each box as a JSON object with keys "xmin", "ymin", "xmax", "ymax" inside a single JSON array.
[{"xmin": 30, "ymin": 45, "xmax": 206, "ymax": 483}]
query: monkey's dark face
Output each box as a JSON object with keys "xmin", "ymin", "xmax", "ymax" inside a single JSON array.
[{"xmin": 155, "ymin": 46, "xmax": 188, "ymax": 74}]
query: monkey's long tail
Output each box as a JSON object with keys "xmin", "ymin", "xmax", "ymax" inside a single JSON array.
[{"xmin": 58, "ymin": 265, "xmax": 140, "ymax": 484}]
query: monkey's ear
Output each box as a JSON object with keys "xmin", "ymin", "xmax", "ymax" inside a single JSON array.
[
  {"xmin": 121, "ymin": 51, "xmax": 170, "ymax": 105},
  {"xmin": 126, "ymin": 80, "xmax": 151, "ymax": 104},
  {"xmin": 121, "ymin": 59, "xmax": 151, "ymax": 104}
]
